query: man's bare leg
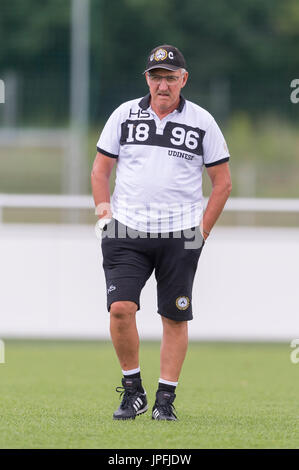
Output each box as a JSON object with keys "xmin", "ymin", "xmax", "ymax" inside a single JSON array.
[
  {"xmin": 160, "ymin": 316, "xmax": 188, "ymax": 381},
  {"xmin": 109, "ymin": 300, "xmax": 139, "ymax": 371},
  {"xmin": 110, "ymin": 301, "xmax": 148, "ymax": 420},
  {"xmin": 151, "ymin": 316, "xmax": 188, "ymax": 420}
]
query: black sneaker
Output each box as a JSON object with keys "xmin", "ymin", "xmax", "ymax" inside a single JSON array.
[
  {"xmin": 113, "ymin": 377, "xmax": 148, "ymax": 420},
  {"xmin": 152, "ymin": 390, "xmax": 178, "ymax": 421}
]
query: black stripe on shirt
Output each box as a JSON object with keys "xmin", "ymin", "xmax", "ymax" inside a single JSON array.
[
  {"xmin": 120, "ymin": 120, "xmax": 205, "ymax": 156},
  {"xmin": 205, "ymin": 157, "xmax": 229, "ymax": 167},
  {"xmin": 97, "ymin": 147, "xmax": 118, "ymax": 159}
]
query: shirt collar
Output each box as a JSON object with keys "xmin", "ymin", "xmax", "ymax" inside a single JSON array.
[{"xmin": 138, "ymin": 93, "xmax": 186, "ymax": 113}]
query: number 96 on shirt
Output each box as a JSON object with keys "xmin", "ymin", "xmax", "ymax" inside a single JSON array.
[{"xmin": 120, "ymin": 120, "xmax": 204, "ymax": 156}]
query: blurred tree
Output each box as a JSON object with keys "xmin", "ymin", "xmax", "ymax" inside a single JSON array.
[
  {"xmin": 90, "ymin": 0, "xmax": 299, "ymax": 119},
  {"xmin": 0, "ymin": 0, "xmax": 70, "ymax": 71},
  {"xmin": 0, "ymin": 0, "xmax": 70, "ymax": 124},
  {"xmin": 0, "ymin": 0, "xmax": 298, "ymax": 124}
]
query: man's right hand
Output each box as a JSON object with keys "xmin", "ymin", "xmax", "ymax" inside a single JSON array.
[{"xmin": 95, "ymin": 202, "xmax": 113, "ymax": 219}]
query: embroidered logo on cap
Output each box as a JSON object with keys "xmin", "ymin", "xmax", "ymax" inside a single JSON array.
[{"xmin": 154, "ymin": 48, "xmax": 167, "ymax": 62}]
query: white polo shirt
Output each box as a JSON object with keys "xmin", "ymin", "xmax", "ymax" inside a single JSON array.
[{"xmin": 97, "ymin": 94, "xmax": 230, "ymax": 233}]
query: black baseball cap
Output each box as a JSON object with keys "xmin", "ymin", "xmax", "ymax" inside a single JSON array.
[{"xmin": 144, "ymin": 44, "xmax": 186, "ymax": 73}]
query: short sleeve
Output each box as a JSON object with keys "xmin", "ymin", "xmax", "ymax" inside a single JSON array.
[
  {"xmin": 96, "ymin": 107, "xmax": 122, "ymax": 159},
  {"xmin": 202, "ymin": 118, "xmax": 230, "ymax": 167}
]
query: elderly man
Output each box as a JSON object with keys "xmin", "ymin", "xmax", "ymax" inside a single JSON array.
[{"xmin": 91, "ymin": 44, "xmax": 232, "ymax": 421}]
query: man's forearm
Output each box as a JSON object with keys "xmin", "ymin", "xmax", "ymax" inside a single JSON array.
[
  {"xmin": 202, "ymin": 184, "xmax": 231, "ymax": 234},
  {"xmin": 91, "ymin": 173, "xmax": 112, "ymax": 219}
]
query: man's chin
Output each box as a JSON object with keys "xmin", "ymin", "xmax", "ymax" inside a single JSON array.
[{"xmin": 157, "ymin": 96, "xmax": 171, "ymax": 107}]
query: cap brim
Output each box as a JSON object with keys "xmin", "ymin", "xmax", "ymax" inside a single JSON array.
[{"xmin": 143, "ymin": 64, "xmax": 182, "ymax": 74}]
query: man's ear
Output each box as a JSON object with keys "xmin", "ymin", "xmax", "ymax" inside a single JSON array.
[
  {"xmin": 145, "ymin": 72, "xmax": 150, "ymax": 87},
  {"xmin": 181, "ymin": 71, "xmax": 189, "ymax": 89}
]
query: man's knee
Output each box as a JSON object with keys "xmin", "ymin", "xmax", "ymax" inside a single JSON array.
[
  {"xmin": 162, "ymin": 316, "xmax": 188, "ymax": 330},
  {"xmin": 110, "ymin": 301, "xmax": 137, "ymax": 320}
]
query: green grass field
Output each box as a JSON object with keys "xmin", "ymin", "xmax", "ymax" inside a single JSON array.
[{"xmin": 0, "ymin": 340, "xmax": 298, "ymax": 449}]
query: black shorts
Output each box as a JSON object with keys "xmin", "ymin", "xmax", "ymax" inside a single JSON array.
[{"xmin": 101, "ymin": 218, "xmax": 205, "ymax": 321}]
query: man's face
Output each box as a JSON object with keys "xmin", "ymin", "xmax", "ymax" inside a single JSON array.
[{"xmin": 145, "ymin": 68, "xmax": 188, "ymax": 113}]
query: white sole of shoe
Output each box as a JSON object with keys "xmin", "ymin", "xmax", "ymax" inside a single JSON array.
[{"xmin": 136, "ymin": 404, "xmax": 148, "ymax": 415}]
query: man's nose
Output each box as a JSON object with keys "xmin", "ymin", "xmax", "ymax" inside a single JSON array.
[{"xmin": 158, "ymin": 78, "xmax": 169, "ymax": 90}]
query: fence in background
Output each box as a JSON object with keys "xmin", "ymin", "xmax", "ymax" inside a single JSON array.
[
  {"xmin": 1, "ymin": 194, "xmax": 299, "ymax": 224},
  {"xmin": 0, "ymin": 128, "xmax": 87, "ymax": 197}
]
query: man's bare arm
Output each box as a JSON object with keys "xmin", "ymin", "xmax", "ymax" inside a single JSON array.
[
  {"xmin": 202, "ymin": 162, "xmax": 232, "ymax": 238},
  {"xmin": 91, "ymin": 152, "xmax": 116, "ymax": 219}
]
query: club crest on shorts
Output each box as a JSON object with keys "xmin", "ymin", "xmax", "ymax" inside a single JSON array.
[
  {"xmin": 154, "ymin": 48, "xmax": 167, "ymax": 62},
  {"xmin": 176, "ymin": 296, "xmax": 190, "ymax": 310}
]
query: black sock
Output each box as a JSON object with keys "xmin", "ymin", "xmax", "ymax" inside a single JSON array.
[
  {"xmin": 123, "ymin": 372, "xmax": 144, "ymax": 393},
  {"xmin": 158, "ymin": 382, "xmax": 176, "ymax": 394},
  {"xmin": 123, "ymin": 371, "xmax": 140, "ymax": 379}
]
